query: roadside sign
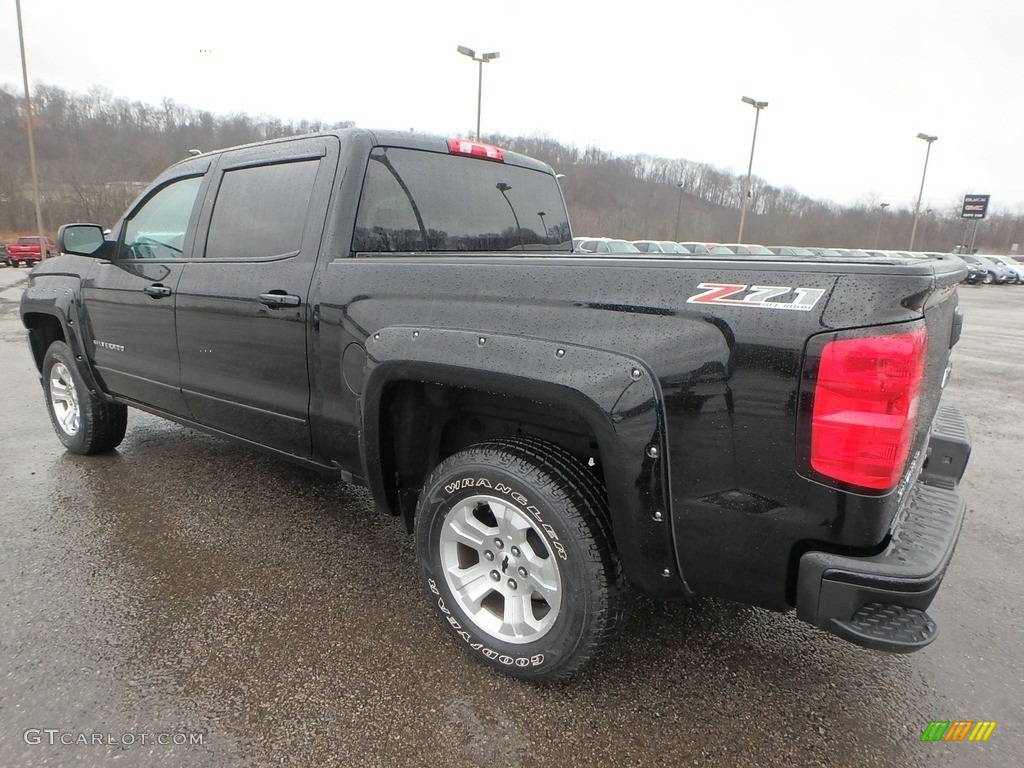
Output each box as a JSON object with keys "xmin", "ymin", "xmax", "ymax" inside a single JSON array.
[{"xmin": 961, "ymin": 194, "xmax": 990, "ymax": 219}]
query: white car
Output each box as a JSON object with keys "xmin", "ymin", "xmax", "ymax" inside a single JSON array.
[
  {"xmin": 982, "ymin": 255, "xmax": 1024, "ymax": 284},
  {"xmin": 709, "ymin": 243, "xmax": 775, "ymax": 256},
  {"xmin": 574, "ymin": 237, "xmax": 641, "ymax": 255},
  {"xmin": 632, "ymin": 240, "xmax": 689, "ymax": 254}
]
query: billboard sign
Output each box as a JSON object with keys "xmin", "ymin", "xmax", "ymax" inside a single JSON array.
[{"xmin": 961, "ymin": 194, "xmax": 990, "ymax": 219}]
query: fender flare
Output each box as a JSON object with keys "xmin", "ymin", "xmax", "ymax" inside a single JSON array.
[
  {"xmin": 20, "ymin": 276, "xmax": 114, "ymax": 402},
  {"xmin": 361, "ymin": 325, "xmax": 688, "ymax": 598}
]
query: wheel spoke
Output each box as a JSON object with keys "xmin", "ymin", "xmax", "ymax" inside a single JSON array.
[
  {"xmin": 447, "ymin": 564, "xmax": 496, "ymax": 614},
  {"xmin": 502, "ymin": 591, "xmax": 541, "ymax": 638},
  {"xmin": 526, "ymin": 558, "xmax": 560, "ymax": 595},
  {"xmin": 446, "ymin": 511, "xmax": 492, "ymax": 548},
  {"xmin": 493, "ymin": 500, "xmax": 532, "ymax": 543}
]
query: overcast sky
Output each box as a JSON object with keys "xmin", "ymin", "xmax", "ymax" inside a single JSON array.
[{"xmin": 3, "ymin": 0, "xmax": 1022, "ymax": 213}]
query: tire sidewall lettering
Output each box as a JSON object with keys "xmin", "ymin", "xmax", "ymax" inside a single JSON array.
[
  {"xmin": 435, "ymin": 474, "xmax": 569, "ymax": 562},
  {"xmin": 416, "ymin": 442, "xmax": 614, "ymax": 680},
  {"xmin": 422, "ymin": 470, "xmax": 574, "ymax": 671}
]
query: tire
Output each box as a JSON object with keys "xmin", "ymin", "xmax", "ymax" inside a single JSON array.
[
  {"xmin": 42, "ymin": 341, "xmax": 127, "ymax": 454},
  {"xmin": 982, "ymin": 272, "xmax": 994, "ymax": 285},
  {"xmin": 414, "ymin": 436, "xmax": 629, "ymax": 682}
]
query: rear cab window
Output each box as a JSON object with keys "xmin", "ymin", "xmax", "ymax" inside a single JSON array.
[{"xmin": 352, "ymin": 147, "xmax": 571, "ymax": 254}]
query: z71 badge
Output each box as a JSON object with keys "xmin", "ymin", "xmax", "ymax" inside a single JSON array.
[{"xmin": 687, "ymin": 283, "xmax": 826, "ymax": 311}]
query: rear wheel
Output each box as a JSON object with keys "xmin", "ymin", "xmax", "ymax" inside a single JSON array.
[
  {"xmin": 42, "ymin": 341, "xmax": 127, "ymax": 454},
  {"xmin": 415, "ymin": 436, "xmax": 629, "ymax": 682}
]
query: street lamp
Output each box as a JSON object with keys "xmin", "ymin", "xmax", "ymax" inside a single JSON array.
[
  {"xmin": 15, "ymin": 0, "xmax": 47, "ymax": 259},
  {"xmin": 875, "ymin": 202, "xmax": 889, "ymax": 248},
  {"xmin": 909, "ymin": 133, "xmax": 938, "ymax": 250},
  {"xmin": 673, "ymin": 181, "xmax": 684, "ymax": 241},
  {"xmin": 737, "ymin": 95, "xmax": 768, "ymax": 243},
  {"xmin": 457, "ymin": 45, "xmax": 500, "ymax": 141},
  {"xmin": 919, "ymin": 208, "xmax": 934, "ymax": 248}
]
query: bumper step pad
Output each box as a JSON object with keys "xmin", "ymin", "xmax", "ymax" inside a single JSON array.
[
  {"xmin": 797, "ymin": 404, "xmax": 968, "ymax": 654},
  {"xmin": 829, "ymin": 602, "xmax": 938, "ymax": 653},
  {"xmin": 920, "ymin": 405, "xmax": 971, "ymax": 489}
]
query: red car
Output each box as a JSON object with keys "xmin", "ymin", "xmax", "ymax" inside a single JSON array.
[{"xmin": 6, "ymin": 236, "xmax": 56, "ymax": 267}]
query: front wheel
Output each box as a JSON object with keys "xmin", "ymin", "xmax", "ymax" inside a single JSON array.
[
  {"xmin": 42, "ymin": 341, "xmax": 127, "ymax": 454},
  {"xmin": 414, "ymin": 436, "xmax": 629, "ymax": 682}
]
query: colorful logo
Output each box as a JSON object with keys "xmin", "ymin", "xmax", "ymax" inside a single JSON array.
[{"xmin": 920, "ymin": 721, "xmax": 997, "ymax": 742}]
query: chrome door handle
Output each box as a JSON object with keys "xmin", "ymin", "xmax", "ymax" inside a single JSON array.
[
  {"xmin": 144, "ymin": 284, "xmax": 172, "ymax": 297},
  {"xmin": 258, "ymin": 292, "xmax": 301, "ymax": 308}
]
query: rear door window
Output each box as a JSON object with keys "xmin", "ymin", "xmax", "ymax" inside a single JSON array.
[{"xmin": 204, "ymin": 159, "xmax": 320, "ymax": 260}]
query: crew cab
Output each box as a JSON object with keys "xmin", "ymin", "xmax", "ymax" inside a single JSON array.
[
  {"xmin": 7, "ymin": 235, "xmax": 56, "ymax": 267},
  {"xmin": 21, "ymin": 129, "xmax": 971, "ymax": 681}
]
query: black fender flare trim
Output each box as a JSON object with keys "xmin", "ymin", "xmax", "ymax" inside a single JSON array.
[
  {"xmin": 21, "ymin": 278, "xmax": 116, "ymax": 403},
  {"xmin": 360, "ymin": 325, "xmax": 689, "ymax": 599}
]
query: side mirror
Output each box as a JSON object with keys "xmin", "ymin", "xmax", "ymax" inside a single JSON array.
[{"xmin": 57, "ymin": 223, "xmax": 108, "ymax": 257}]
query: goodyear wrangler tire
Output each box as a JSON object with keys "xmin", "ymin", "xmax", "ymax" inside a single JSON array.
[
  {"xmin": 414, "ymin": 436, "xmax": 628, "ymax": 682},
  {"xmin": 43, "ymin": 341, "xmax": 127, "ymax": 455}
]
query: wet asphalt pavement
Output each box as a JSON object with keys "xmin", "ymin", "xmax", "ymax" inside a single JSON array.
[{"xmin": 0, "ymin": 265, "xmax": 1020, "ymax": 767}]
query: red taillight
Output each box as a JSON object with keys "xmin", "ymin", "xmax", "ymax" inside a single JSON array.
[
  {"xmin": 447, "ymin": 138, "xmax": 504, "ymax": 162},
  {"xmin": 810, "ymin": 327, "xmax": 927, "ymax": 490}
]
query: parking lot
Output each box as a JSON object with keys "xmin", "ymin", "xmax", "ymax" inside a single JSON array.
[{"xmin": 0, "ymin": 265, "xmax": 1020, "ymax": 767}]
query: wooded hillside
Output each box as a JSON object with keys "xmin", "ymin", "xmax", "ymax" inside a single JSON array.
[{"xmin": 2, "ymin": 84, "xmax": 1019, "ymax": 253}]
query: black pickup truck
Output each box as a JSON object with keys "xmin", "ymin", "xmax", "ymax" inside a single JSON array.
[{"xmin": 21, "ymin": 129, "xmax": 971, "ymax": 681}]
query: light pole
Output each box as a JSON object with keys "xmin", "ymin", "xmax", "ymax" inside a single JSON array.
[
  {"xmin": 496, "ymin": 182, "xmax": 523, "ymax": 249},
  {"xmin": 673, "ymin": 181, "xmax": 684, "ymax": 241},
  {"xmin": 457, "ymin": 45, "xmax": 500, "ymax": 141},
  {"xmin": 909, "ymin": 133, "xmax": 938, "ymax": 250},
  {"xmin": 737, "ymin": 96, "xmax": 768, "ymax": 243},
  {"xmin": 875, "ymin": 202, "xmax": 889, "ymax": 248},
  {"xmin": 919, "ymin": 208, "xmax": 934, "ymax": 248},
  {"xmin": 15, "ymin": 0, "xmax": 47, "ymax": 259}
]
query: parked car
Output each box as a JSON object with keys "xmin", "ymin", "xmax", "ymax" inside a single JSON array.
[
  {"xmin": 961, "ymin": 262, "xmax": 987, "ymax": 284},
  {"xmin": 982, "ymin": 255, "xmax": 1024, "ymax": 284},
  {"xmin": 632, "ymin": 240, "xmax": 688, "ymax": 254},
  {"xmin": 677, "ymin": 241, "xmax": 714, "ymax": 255},
  {"xmin": 709, "ymin": 243, "xmax": 774, "ymax": 256},
  {"xmin": 962, "ymin": 254, "xmax": 1015, "ymax": 284},
  {"xmin": 574, "ymin": 237, "xmax": 641, "ymax": 254},
  {"xmin": 767, "ymin": 246, "xmax": 817, "ymax": 257},
  {"xmin": 6, "ymin": 235, "xmax": 57, "ymax": 267}
]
